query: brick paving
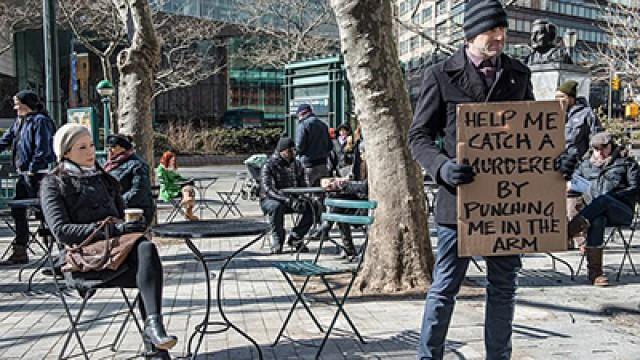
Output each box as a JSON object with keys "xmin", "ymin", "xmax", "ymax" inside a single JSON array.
[{"xmin": 0, "ymin": 165, "xmax": 639, "ymax": 359}]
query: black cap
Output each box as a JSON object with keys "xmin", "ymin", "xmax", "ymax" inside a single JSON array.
[
  {"xmin": 107, "ymin": 134, "xmax": 133, "ymax": 150},
  {"xmin": 14, "ymin": 90, "xmax": 43, "ymax": 112},
  {"xmin": 276, "ymin": 137, "xmax": 295, "ymax": 152},
  {"xmin": 296, "ymin": 104, "xmax": 312, "ymax": 115}
]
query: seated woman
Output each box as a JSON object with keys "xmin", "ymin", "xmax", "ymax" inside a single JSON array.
[
  {"xmin": 316, "ymin": 139, "xmax": 368, "ymax": 259},
  {"xmin": 104, "ymin": 134, "xmax": 155, "ymax": 226},
  {"xmin": 40, "ymin": 124, "xmax": 177, "ymax": 359},
  {"xmin": 568, "ymin": 132, "xmax": 640, "ymax": 286},
  {"xmin": 156, "ymin": 151, "xmax": 198, "ymax": 221}
]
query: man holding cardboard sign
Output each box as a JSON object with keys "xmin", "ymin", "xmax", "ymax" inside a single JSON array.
[{"xmin": 407, "ymin": 0, "xmax": 560, "ymax": 358}]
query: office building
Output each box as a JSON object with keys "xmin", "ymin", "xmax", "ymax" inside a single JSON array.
[{"xmin": 396, "ymin": 0, "xmax": 613, "ymax": 105}]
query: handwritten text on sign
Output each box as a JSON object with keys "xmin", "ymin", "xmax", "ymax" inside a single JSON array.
[{"xmin": 456, "ymin": 101, "xmax": 567, "ymax": 257}]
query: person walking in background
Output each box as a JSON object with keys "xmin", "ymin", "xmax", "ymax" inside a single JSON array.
[
  {"xmin": 104, "ymin": 134, "xmax": 155, "ymax": 226},
  {"xmin": 40, "ymin": 123, "xmax": 177, "ymax": 359},
  {"xmin": 260, "ymin": 137, "xmax": 314, "ymax": 254},
  {"xmin": 0, "ymin": 90, "xmax": 55, "ymax": 265},
  {"xmin": 408, "ymin": 1, "xmax": 536, "ymax": 358},
  {"xmin": 295, "ymin": 104, "xmax": 333, "ymax": 186},
  {"xmin": 156, "ymin": 151, "xmax": 199, "ymax": 221}
]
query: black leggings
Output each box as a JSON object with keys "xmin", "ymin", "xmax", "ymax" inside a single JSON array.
[{"xmin": 106, "ymin": 239, "xmax": 163, "ymax": 319}]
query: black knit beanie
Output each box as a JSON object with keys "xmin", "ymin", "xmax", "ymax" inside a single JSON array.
[
  {"xmin": 107, "ymin": 134, "xmax": 133, "ymax": 150},
  {"xmin": 276, "ymin": 137, "xmax": 295, "ymax": 152},
  {"xmin": 14, "ymin": 90, "xmax": 43, "ymax": 113},
  {"xmin": 463, "ymin": 0, "xmax": 508, "ymax": 40}
]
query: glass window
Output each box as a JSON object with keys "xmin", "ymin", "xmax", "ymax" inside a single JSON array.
[
  {"xmin": 400, "ymin": 1, "xmax": 407, "ymax": 15},
  {"xmin": 410, "ymin": 36, "xmax": 419, "ymax": 50},
  {"xmin": 436, "ymin": 0, "xmax": 447, "ymax": 16},
  {"xmin": 422, "ymin": 6, "xmax": 432, "ymax": 23}
]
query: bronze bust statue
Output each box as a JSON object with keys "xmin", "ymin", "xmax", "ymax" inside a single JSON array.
[{"xmin": 526, "ymin": 19, "xmax": 573, "ymax": 65}]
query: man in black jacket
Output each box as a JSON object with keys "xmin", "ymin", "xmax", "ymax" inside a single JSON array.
[
  {"xmin": 295, "ymin": 104, "xmax": 333, "ymax": 186},
  {"xmin": 408, "ymin": 1, "xmax": 535, "ymax": 358},
  {"xmin": 260, "ymin": 137, "xmax": 314, "ymax": 254}
]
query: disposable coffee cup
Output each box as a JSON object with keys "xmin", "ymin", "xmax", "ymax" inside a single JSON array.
[{"xmin": 124, "ymin": 208, "xmax": 144, "ymax": 223}]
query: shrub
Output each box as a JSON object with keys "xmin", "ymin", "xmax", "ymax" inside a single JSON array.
[{"xmin": 154, "ymin": 121, "xmax": 282, "ymax": 155}]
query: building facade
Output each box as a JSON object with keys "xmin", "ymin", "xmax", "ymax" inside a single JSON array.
[{"xmin": 396, "ymin": 0, "xmax": 612, "ymax": 105}]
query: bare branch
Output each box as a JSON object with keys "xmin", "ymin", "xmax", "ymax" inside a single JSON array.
[
  {"xmin": 234, "ymin": 0, "xmax": 339, "ymax": 67},
  {"xmin": 152, "ymin": 12, "xmax": 229, "ymax": 98},
  {"xmin": 587, "ymin": 2, "xmax": 640, "ymax": 87}
]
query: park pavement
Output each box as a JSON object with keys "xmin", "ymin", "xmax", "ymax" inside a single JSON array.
[{"xmin": 0, "ymin": 164, "xmax": 639, "ymax": 359}]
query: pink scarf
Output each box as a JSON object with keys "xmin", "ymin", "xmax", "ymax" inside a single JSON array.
[{"xmin": 104, "ymin": 148, "xmax": 135, "ymax": 172}]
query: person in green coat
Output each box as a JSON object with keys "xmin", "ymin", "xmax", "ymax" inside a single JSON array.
[{"xmin": 156, "ymin": 151, "xmax": 198, "ymax": 220}]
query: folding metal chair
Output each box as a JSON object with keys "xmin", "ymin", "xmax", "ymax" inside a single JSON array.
[
  {"xmin": 271, "ymin": 198, "xmax": 377, "ymax": 359},
  {"xmin": 216, "ymin": 172, "xmax": 245, "ymax": 218},
  {"xmin": 44, "ymin": 233, "xmax": 145, "ymax": 359},
  {"xmin": 576, "ymin": 212, "xmax": 639, "ymax": 281}
]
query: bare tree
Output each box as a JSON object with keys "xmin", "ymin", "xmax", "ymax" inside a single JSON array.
[
  {"xmin": 234, "ymin": 0, "xmax": 339, "ymax": 67},
  {"xmin": 0, "ymin": 0, "xmax": 42, "ymax": 56},
  {"xmin": 57, "ymin": 0, "xmax": 125, "ymax": 83},
  {"xmin": 111, "ymin": 0, "xmax": 160, "ymax": 164},
  {"xmin": 330, "ymin": 0, "xmax": 434, "ymax": 294},
  {"xmin": 591, "ymin": 2, "xmax": 640, "ymax": 85},
  {"xmin": 152, "ymin": 12, "xmax": 228, "ymax": 99}
]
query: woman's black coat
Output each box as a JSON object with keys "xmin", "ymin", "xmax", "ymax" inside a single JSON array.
[{"xmin": 40, "ymin": 168, "xmax": 136, "ymax": 288}]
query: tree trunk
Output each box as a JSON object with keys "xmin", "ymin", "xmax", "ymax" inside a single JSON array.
[
  {"xmin": 330, "ymin": 0, "xmax": 434, "ymax": 293},
  {"xmin": 112, "ymin": 0, "xmax": 159, "ymax": 165}
]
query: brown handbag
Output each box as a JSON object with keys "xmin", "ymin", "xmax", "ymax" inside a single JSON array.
[{"xmin": 62, "ymin": 216, "xmax": 146, "ymax": 273}]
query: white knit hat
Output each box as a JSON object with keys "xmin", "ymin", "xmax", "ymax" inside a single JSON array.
[{"xmin": 53, "ymin": 123, "xmax": 91, "ymax": 161}]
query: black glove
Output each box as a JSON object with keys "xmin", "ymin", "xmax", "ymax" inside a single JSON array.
[
  {"xmin": 288, "ymin": 198, "xmax": 306, "ymax": 212},
  {"xmin": 555, "ymin": 151, "xmax": 579, "ymax": 180},
  {"xmin": 438, "ymin": 160, "xmax": 475, "ymax": 187},
  {"xmin": 113, "ymin": 221, "xmax": 147, "ymax": 236}
]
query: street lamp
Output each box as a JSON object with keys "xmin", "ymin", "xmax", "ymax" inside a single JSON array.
[
  {"xmin": 563, "ymin": 29, "xmax": 577, "ymax": 63},
  {"xmin": 96, "ymin": 79, "xmax": 114, "ymax": 150}
]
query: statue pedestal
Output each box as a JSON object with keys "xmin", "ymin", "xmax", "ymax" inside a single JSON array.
[{"xmin": 530, "ymin": 63, "xmax": 591, "ymax": 100}]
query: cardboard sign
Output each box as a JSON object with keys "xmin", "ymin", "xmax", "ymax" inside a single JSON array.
[{"xmin": 456, "ymin": 101, "xmax": 567, "ymax": 257}]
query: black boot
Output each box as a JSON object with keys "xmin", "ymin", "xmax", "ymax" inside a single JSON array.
[
  {"xmin": 0, "ymin": 244, "xmax": 28, "ymax": 265},
  {"xmin": 143, "ymin": 339, "xmax": 171, "ymax": 359},
  {"xmin": 341, "ymin": 238, "xmax": 357, "ymax": 259},
  {"xmin": 143, "ymin": 315, "xmax": 177, "ymax": 351},
  {"xmin": 287, "ymin": 234, "xmax": 309, "ymax": 253}
]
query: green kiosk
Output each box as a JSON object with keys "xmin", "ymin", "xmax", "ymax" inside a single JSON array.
[{"xmin": 284, "ymin": 55, "xmax": 352, "ymax": 137}]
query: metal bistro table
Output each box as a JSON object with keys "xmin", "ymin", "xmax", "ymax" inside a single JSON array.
[
  {"xmin": 152, "ymin": 218, "xmax": 269, "ymax": 360},
  {"xmin": 190, "ymin": 176, "xmax": 220, "ymax": 218},
  {"xmin": 281, "ymin": 187, "xmax": 327, "ymax": 233}
]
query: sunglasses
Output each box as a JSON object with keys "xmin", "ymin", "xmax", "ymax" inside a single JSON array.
[{"xmin": 592, "ymin": 145, "xmax": 608, "ymax": 151}]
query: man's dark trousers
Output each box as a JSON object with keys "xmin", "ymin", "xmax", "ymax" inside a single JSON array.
[
  {"xmin": 418, "ymin": 225, "xmax": 521, "ymax": 360},
  {"xmin": 580, "ymin": 194, "xmax": 634, "ymax": 247},
  {"xmin": 12, "ymin": 173, "xmax": 44, "ymax": 247},
  {"xmin": 260, "ymin": 198, "xmax": 314, "ymax": 248}
]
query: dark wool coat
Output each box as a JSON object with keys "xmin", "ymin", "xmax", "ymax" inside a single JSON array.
[
  {"xmin": 260, "ymin": 153, "xmax": 307, "ymax": 202},
  {"xmin": 574, "ymin": 146, "xmax": 640, "ymax": 209},
  {"xmin": 40, "ymin": 168, "xmax": 138, "ymax": 289},
  {"xmin": 107, "ymin": 153, "xmax": 155, "ymax": 225},
  {"xmin": 408, "ymin": 48, "xmax": 535, "ymax": 225}
]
